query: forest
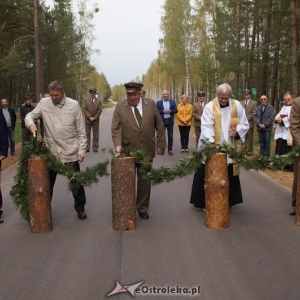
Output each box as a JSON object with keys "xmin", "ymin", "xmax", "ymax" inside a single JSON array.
[
  {"xmin": 1, "ymin": 0, "xmax": 300, "ymax": 110},
  {"xmin": 142, "ymin": 0, "xmax": 300, "ymax": 109},
  {"xmin": 0, "ymin": 0, "xmax": 111, "ymax": 107}
]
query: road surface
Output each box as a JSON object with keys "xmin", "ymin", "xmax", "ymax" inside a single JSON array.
[{"xmin": 0, "ymin": 107, "xmax": 299, "ymax": 300}]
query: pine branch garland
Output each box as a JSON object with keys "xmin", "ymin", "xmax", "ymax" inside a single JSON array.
[
  {"xmin": 10, "ymin": 139, "xmax": 300, "ymax": 222},
  {"xmin": 10, "ymin": 141, "xmax": 110, "ymax": 222}
]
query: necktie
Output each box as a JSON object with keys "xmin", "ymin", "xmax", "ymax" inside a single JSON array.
[{"xmin": 134, "ymin": 106, "xmax": 142, "ymax": 127}]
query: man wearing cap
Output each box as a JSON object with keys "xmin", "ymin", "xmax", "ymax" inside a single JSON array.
[
  {"xmin": 111, "ymin": 82, "xmax": 166, "ymax": 219},
  {"xmin": 83, "ymin": 88, "xmax": 103, "ymax": 152},
  {"xmin": 240, "ymin": 89, "xmax": 257, "ymax": 156},
  {"xmin": 20, "ymin": 94, "xmax": 36, "ymax": 146},
  {"xmin": 192, "ymin": 91, "xmax": 206, "ymax": 147},
  {"xmin": 156, "ymin": 90, "xmax": 178, "ymax": 155}
]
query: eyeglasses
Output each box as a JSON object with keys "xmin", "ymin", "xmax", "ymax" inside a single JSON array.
[{"xmin": 260, "ymin": 98, "xmax": 267, "ymax": 100}]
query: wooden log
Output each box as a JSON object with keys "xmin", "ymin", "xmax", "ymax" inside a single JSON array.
[
  {"xmin": 28, "ymin": 157, "xmax": 52, "ymax": 233},
  {"xmin": 296, "ymin": 159, "xmax": 300, "ymax": 226},
  {"xmin": 205, "ymin": 153, "xmax": 230, "ymax": 229},
  {"xmin": 111, "ymin": 157, "xmax": 136, "ymax": 231}
]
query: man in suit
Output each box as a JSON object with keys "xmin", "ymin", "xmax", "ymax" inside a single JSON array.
[
  {"xmin": 253, "ymin": 95, "xmax": 276, "ymax": 156},
  {"xmin": 192, "ymin": 91, "xmax": 206, "ymax": 147},
  {"xmin": 240, "ymin": 89, "xmax": 257, "ymax": 156},
  {"xmin": 83, "ymin": 88, "xmax": 103, "ymax": 152},
  {"xmin": 111, "ymin": 82, "xmax": 166, "ymax": 219},
  {"xmin": 156, "ymin": 90, "xmax": 178, "ymax": 155},
  {"xmin": 1, "ymin": 98, "xmax": 17, "ymax": 155},
  {"xmin": 0, "ymin": 108, "xmax": 8, "ymax": 223},
  {"xmin": 289, "ymin": 95, "xmax": 300, "ymax": 215}
]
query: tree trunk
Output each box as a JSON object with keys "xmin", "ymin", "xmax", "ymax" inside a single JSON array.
[
  {"xmin": 33, "ymin": 0, "xmax": 44, "ymax": 99},
  {"xmin": 205, "ymin": 153, "xmax": 229, "ymax": 229},
  {"xmin": 291, "ymin": 0, "xmax": 299, "ymax": 97},
  {"xmin": 259, "ymin": 0, "xmax": 272, "ymax": 96},
  {"xmin": 111, "ymin": 157, "xmax": 136, "ymax": 231},
  {"xmin": 28, "ymin": 157, "xmax": 52, "ymax": 233}
]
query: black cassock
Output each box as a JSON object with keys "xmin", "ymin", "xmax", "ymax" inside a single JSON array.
[{"xmin": 190, "ymin": 163, "xmax": 243, "ymax": 209}]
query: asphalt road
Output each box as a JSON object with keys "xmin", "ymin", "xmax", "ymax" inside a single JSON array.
[{"xmin": 1, "ymin": 107, "xmax": 299, "ymax": 300}]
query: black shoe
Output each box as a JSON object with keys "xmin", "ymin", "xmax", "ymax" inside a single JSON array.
[
  {"xmin": 77, "ymin": 211, "xmax": 87, "ymax": 220},
  {"xmin": 0, "ymin": 215, "xmax": 4, "ymax": 223},
  {"xmin": 138, "ymin": 212, "xmax": 149, "ymax": 219},
  {"xmin": 93, "ymin": 149, "xmax": 98, "ymax": 152},
  {"xmin": 86, "ymin": 149, "xmax": 90, "ymax": 153},
  {"xmin": 290, "ymin": 208, "xmax": 296, "ymax": 216}
]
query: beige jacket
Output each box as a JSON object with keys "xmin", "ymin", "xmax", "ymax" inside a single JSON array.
[
  {"xmin": 25, "ymin": 97, "xmax": 87, "ymax": 163},
  {"xmin": 83, "ymin": 96, "xmax": 102, "ymax": 123}
]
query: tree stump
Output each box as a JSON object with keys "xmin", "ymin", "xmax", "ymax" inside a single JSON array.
[
  {"xmin": 111, "ymin": 157, "xmax": 136, "ymax": 231},
  {"xmin": 296, "ymin": 160, "xmax": 300, "ymax": 226},
  {"xmin": 28, "ymin": 157, "xmax": 52, "ymax": 233},
  {"xmin": 205, "ymin": 153, "xmax": 229, "ymax": 229}
]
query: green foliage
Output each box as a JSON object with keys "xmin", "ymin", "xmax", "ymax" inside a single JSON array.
[
  {"xmin": 10, "ymin": 141, "xmax": 109, "ymax": 222},
  {"xmin": 132, "ymin": 139, "xmax": 298, "ymax": 185}
]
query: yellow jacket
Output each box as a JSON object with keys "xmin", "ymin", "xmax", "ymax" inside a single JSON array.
[{"xmin": 177, "ymin": 103, "xmax": 193, "ymax": 126}]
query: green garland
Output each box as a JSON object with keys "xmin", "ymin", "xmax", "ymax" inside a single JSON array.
[
  {"xmin": 10, "ymin": 139, "xmax": 300, "ymax": 222},
  {"xmin": 131, "ymin": 139, "xmax": 300, "ymax": 185},
  {"xmin": 10, "ymin": 141, "xmax": 110, "ymax": 222}
]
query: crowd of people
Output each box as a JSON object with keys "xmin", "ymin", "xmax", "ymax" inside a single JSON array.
[{"xmin": 0, "ymin": 81, "xmax": 299, "ymax": 224}]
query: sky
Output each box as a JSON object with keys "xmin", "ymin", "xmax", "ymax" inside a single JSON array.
[{"xmin": 46, "ymin": 0, "xmax": 165, "ymax": 86}]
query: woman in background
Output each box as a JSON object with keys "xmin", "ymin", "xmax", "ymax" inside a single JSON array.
[{"xmin": 177, "ymin": 94, "xmax": 193, "ymax": 153}]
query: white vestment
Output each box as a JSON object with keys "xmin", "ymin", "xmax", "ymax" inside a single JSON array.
[{"xmin": 198, "ymin": 99, "xmax": 249, "ymax": 163}]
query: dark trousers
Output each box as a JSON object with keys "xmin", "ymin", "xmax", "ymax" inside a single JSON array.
[
  {"xmin": 0, "ymin": 161, "xmax": 2, "ymax": 216},
  {"xmin": 85, "ymin": 121, "xmax": 99, "ymax": 151},
  {"xmin": 163, "ymin": 118, "xmax": 174, "ymax": 150},
  {"xmin": 7, "ymin": 127, "xmax": 15, "ymax": 154},
  {"xmin": 49, "ymin": 161, "xmax": 86, "ymax": 213},
  {"xmin": 258, "ymin": 130, "xmax": 271, "ymax": 156},
  {"xmin": 179, "ymin": 126, "xmax": 191, "ymax": 149},
  {"xmin": 136, "ymin": 163, "xmax": 152, "ymax": 213},
  {"xmin": 190, "ymin": 163, "xmax": 243, "ymax": 209}
]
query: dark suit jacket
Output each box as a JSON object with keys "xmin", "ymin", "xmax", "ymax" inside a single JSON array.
[
  {"xmin": 0, "ymin": 109, "xmax": 8, "ymax": 157},
  {"xmin": 290, "ymin": 96, "xmax": 300, "ymax": 146},
  {"xmin": 253, "ymin": 103, "xmax": 276, "ymax": 131},
  {"xmin": 192, "ymin": 102, "xmax": 205, "ymax": 127},
  {"xmin": 83, "ymin": 97, "xmax": 103, "ymax": 124},
  {"xmin": 156, "ymin": 99, "xmax": 178, "ymax": 124},
  {"xmin": 20, "ymin": 104, "xmax": 35, "ymax": 128},
  {"xmin": 240, "ymin": 99, "xmax": 257, "ymax": 128},
  {"xmin": 111, "ymin": 98, "xmax": 166, "ymax": 159}
]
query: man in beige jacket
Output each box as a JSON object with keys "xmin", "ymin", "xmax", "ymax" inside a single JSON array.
[
  {"xmin": 26, "ymin": 81, "xmax": 88, "ymax": 220},
  {"xmin": 111, "ymin": 82, "xmax": 166, "ymax": 219}
]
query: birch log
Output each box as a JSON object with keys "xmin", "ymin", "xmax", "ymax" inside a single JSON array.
[
  {"xmin": 205, "ymin": 153, "xmax": 230, "ymax": 229},
  {"xmin": 28, "ymin": 157, "xmax": 52, "ymax": 233},
  {"xmin": 111, "ymin": 157, "xmax": 136, "ymax": 231}
]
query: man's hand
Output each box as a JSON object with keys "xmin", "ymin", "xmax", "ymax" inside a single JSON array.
[
  {"xmin": 89, "ymin": 116, "xmax": 95, "ymax": 122},
  {"xmin": 115, "ymin": 146, "xmax": 122, "ymax": 153},
  {"xmin": 156, "ymin": 148, "xmax": 164, "ymax": 155},
  {"xmin": 78, "ymin": 154, "xmax": 84, "ymax": 163},
  {"xmin": 29, "ymin": 124, "xmax": 37, "ymax": 137},
  {"xmin": 0, "ymin": 156, "xmax": 6, "ymax": 161}
]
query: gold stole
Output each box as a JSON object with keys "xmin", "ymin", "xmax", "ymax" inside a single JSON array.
[{"xmin": 212, "ymin": 98, "xmax": 238, "ymax": 145}]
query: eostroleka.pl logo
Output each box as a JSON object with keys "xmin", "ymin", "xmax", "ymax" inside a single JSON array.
[{"xmin": 106, "ymin": 281, "xmax": 201, "ymax": 297}]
